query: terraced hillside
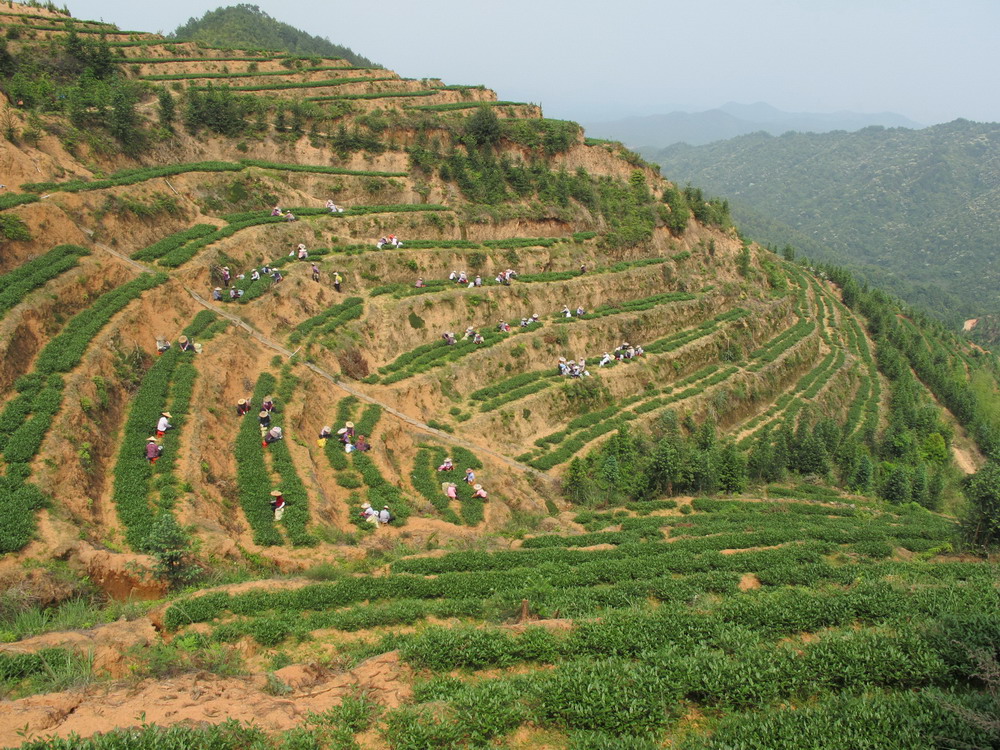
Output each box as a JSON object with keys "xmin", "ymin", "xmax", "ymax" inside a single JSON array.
[{"xmin": 0, "ymin": 3, "xmax": 997, "ymax": 748}]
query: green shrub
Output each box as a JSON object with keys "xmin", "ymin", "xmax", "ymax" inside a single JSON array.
[{"xmin": 0, "ymin": 245, "xmax": 89, "ymax": 323}]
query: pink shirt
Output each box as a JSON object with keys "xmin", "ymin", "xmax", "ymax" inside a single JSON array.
[{"xmin": 446, "ymin": 486, "xmax": 457, "ymax": 499}]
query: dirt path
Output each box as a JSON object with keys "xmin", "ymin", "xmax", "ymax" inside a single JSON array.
[{"xmin": 952, "ymin": 444, "xmax": 979, "ymax": 475}]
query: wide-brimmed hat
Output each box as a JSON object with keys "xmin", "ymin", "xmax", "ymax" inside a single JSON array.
[
  {"xmin": 448, "ymin": 482, "xmax": 457, "ymax": 488},
  {"xmin": 337, "ymin": 427, "xmax": 348, "ymax": 435},
  {"xmin": 346, "ymin": 422, "xmax": 354, "ymax": 428},
  {"xmin": 214, "ymin": 287, "xmax": 221, "ymax": 291},
  {"xmin": 322, "ymin": 425, "xmax": 331, "ymax": 432},
  {"xmin": 473, "ymin": 484, "xmax": 483, "ymax": 490},
  {"xmin": 383, "ymin": 505, "xmax": 389, "ymax": 509},
  {"xmin": 264, "ymin": 395, "xmax": 273, "ymax": 401},
  {"xmin": 178, "ymin": 335, "xmax": 188, "ymax": 343},
  {"xmin": 362, "ymin": 502, "xmax": 371, "ymax": 509},
  {"xmin": 259, "ymin": 411, "xmax": 269, "ymax": 418},
  {"xmin": 270, "ymin": 490, "xmax": 283, "ymax": 497},
  {"xmin": 558, "ymin": 357, "xmax": 566, "ymax": 362},
  {"xmin": 146, "ymin": 437, "xmax": 157, "ymax": 442},
  {"xmin": 238, "ymin": 399, "xmax": 246, "ymax": 405},
  {"xmin": 161, "ymin": 412, "xmax": 171, "ymax": 418}
]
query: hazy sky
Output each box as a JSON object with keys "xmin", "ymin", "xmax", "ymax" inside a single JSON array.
[{"xmin": 65, "ymin": 0, "xmax": 1000, "ymax": 125}]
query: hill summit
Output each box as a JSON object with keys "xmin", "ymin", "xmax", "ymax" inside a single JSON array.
[{"xmin": 170, "ymin": 3, "xmax": 377, "ymax": 67}]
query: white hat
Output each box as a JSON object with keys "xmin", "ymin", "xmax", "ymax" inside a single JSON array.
[
  {"xmin": 346, "ymin": 422, "xmax": 354, "ymax": 428},
  {"xmin": 146, "ymin": 436, "xmax": 157, "ymax": 442},
  {"xmin": 362, "ymin": 502, "xmax": 371, "ymax": 509},
  {"xmin": 337, "ymin": 427, "xmax": 348, "ymax": 435},
  {"xmin": 270, "ymin": 490, "xmax": 283, "ymax": 497},
  {"xmin": 161, "ymin": 412, "xmax": 172, "ymax": 418},
  {"xmin": 473, "ymin": 483, "xmax": 483, "ymax": 490},
  {"xmin": 322, "ymin": 425, "xmax": 331, "ymax": 432}
]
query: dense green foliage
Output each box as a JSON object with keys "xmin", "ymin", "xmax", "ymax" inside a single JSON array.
[
  {"xmin": 651, "ymin": 121, "xmax": 1000, "ymax": 330},
  {"xmin": 170, "ymin": 4, "xmax": 377, "ymax": 67},
  {"xmin": 151, "ymin": 490, "xmax": 997, "ymax": 746}
]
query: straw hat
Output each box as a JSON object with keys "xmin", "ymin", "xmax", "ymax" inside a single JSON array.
[
  {"xmin": 214, "ymin": 287, "xmax": 222, "ymax": 291},
  {"xmin": 383, "ymin": 505, "xmax": 389, "ymax": 510},
  {"xmin": 448, "ymin": 482, "xmax": 457, "ymax": 488},
  {"xmin": 362, "ymin": 502, "xmax": 371, "ymax": 509},
  {"xmin": 264, "ymin": 395, "xmax": 273, "ymax": 402},
  {"xmin": 322, "ymin": 425, "xmax": 331, "ymax": 432},
  {"xmin": 259, "ymin": 411, "xmax": 269, "ymax": 418},
  {"xmin": 146, "ymin": 437, "xmax": 157, "ymax": 442},
  {"xmin": 346, "ymin": 422, "xmax": 354, "ymax": 428},
  {"xmin": 337, "ymin": 427, "xmax": 348, "ymax": 435},
  {"xmin": 178, "ymin": 336, "xmax": 188, "ymax": 343},
  {"xmin": 473, "ymin": 484, "xmax": 483, "ymax": 490},
  {"xmin": 238, "ymin": 399, "xmax": 246, "ymax": 405},
  {"xmin": 558, "ymin": 357, "xmax": 566, "ymax": 362},
  {"xmin": 161, "ymin": 412, "xmax": 171, "ymax": 418},
  {"xmin": 270, "ymin": 490, "xmax": 283, "ymax": 497}
]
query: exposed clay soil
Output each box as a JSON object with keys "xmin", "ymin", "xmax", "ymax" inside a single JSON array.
[{"xmin": 1, "ymin": 651, "xmax": 411, "ymax": 747}]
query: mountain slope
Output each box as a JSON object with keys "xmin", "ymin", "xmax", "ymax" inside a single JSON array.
[
  {"xmin": 170, "ymin": 3, "xmax": 377, "ymax": 66},
  {"xmin": 584, "ymin": 102, "xmax": 922, "ymax": 148},
  {"xmin": 645, "ymin": 120, "xmax": 1000, "ymax": 329},
  {"xmin": 0, "ymin": 4, "xmax": 997, "ymax": 748}
]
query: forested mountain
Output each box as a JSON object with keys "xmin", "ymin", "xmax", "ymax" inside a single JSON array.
[
  {"xmin": 170, "ymin": 4, "xmax": 377, "ymax": 66},
  {"xmin": 645, "ymin": 120, "xmax": 1000, "ymax": 335},
  {"xmin": 584, "ymin": 102, "xmax": 921, "ymax": 149}
]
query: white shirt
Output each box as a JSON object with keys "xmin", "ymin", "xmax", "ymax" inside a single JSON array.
[
  {"xmin": 378, "ymin": 509, "xmax": 390, "ymax": 523},
  {"xmin": 157, "ymin": 416, "xmax": 170, "ymax": 432}
]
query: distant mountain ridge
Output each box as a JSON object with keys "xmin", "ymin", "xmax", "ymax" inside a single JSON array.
[
  {"xmin": 170, "ymin": 4, "xmax": 377, "ymax": 67},
  {"xmin": 583, "ymin": 102, "xmax": 923, "ymax": 148},
  {"xmin": 644, "ymin": 119, "xmax": 1000, "ymax": 335}
]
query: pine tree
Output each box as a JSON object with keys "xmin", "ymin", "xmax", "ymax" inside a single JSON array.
[
  {"xmin": 716, "ymin": 440, "xmax": 747, "ymax": 494},
  {"xmin": 157, "ymin": 88, "xmax": 175, "ymax": 130},
  {"xmin": 911, "ymin": 462, "xmax": 930, "ymax": 508},
  {"xmin": 961, "ymin": 461, "xmax": 1000, "ymax": 546},
  {"xmin": 648, "ymin": 436, "xmax": 681, "ymax": 496},
  {"xmin": 563, "ymin": 457, "xmax": 592, "ymax": 505},
  {"xmin": 880, "ymin": 464, "xmax": 911, "ymax": 505},
  {"xmin": 849, "ymin": 452, "xmax": 874, "ymax": 493}
]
